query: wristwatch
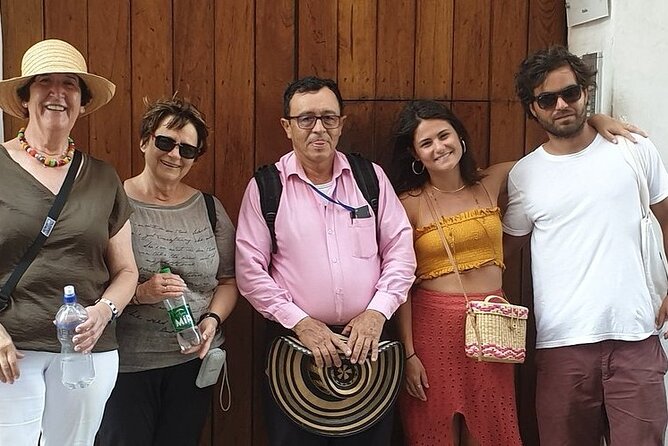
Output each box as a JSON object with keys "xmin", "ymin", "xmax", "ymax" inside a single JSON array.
[{"xmin": 95, "ymin": 298, "xmax": 119, "ymax": 323}]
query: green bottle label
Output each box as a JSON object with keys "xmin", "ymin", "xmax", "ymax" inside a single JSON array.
[{"xmin": 167, "ymin": 304, "xmax": 195, "ymax": 332}]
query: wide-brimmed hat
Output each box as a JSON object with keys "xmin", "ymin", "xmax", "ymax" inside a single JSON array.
[
  {"xmin": 267, "ymin": 335, "xmax": 404, "ymax": 437},
  {"xmin": 0, "ymin": 39, "xmax": 115, "ymax": 119}
]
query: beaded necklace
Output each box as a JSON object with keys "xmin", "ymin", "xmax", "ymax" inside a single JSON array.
[{"xmin": 18, "ymin": 128, "xmax": 75, "ymax": 167}]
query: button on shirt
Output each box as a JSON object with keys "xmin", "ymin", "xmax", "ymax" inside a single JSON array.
[{"xmin": 235, "ymin": 151, "xmax": 416, "ymax": 329}]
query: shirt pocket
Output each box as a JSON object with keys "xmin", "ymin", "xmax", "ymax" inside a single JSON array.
[{"xmin": 349, "ymin": 217, "xmax": 378, "ymax": 258}]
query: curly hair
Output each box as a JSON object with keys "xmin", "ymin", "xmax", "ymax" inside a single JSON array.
[
  {"xmin": 515, "ymin": 45, "xmax": 596, "ymax": 120},
  {"xmin": 139, "ymin": 95, "xmax": 209, "ymax": 158},
  {"xmin": 389, "ymin": 100, "xmax": 483, "ymax": 196}
]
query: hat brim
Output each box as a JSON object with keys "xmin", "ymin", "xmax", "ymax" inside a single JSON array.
[
  {"xmin": 0, "ymin": 71, "xmax": 115, "ymax": 119},
  {"xmin": 267, "ymin": 335, "xmax": 404, "ymax": 437}
]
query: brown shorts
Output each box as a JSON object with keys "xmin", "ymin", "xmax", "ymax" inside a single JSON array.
[{"xmin": 535, "ymin": 336, "xmax": 668, "ymax": 446}]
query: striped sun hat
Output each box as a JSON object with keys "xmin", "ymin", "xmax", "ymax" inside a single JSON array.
[
  {"xmin": 267, "ymin": 334, "xmax": 405, "ymax": 437},
  {"xmin": 0, "ymin": 39, "xmax": 115, "ymax": 119}
]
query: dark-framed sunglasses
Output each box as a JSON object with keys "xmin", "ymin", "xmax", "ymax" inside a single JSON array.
[
  {"xmin": 286, "ymin": 114, "xmax": 341, "ymax": 130},
  {"xmin": 153, "ymin": 134, "xmax": 200, "ymax": 159},
  {"xmin": 533, "ymin": 84, "xmax": 583, "ymax": 110}
]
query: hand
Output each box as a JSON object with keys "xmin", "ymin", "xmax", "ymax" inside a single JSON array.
[
  {"xmin": 182, "ymin": 317, "xmax": 218, "ymax": 359},
  {"xmin": 136, "ymin": 272, "xmax": 187, "ymax": 305},
  {"xmin": 588, "ymin": 114, "xmax": 648, "ymax": 144},
  {"xmin": 72, "ymin": 303, "xmax": 111, "ymax": 353},
  {"xmin": 342, "ymin": 309, "xmax": 386, "ymax": 364},
  {"xmin": 0, "ymin": 323, "xmax": 24, "ymax": 384},
  {"xmin": 293, "ymin": 317, "xmax": 351, "ymax": 368},
  {"xmin": 656, "ymin": 294, "xmax": 668, "ymax": 336},
  {"xmin": 404, "ymin": 354, "xmax": 429, "ymax": 401}
]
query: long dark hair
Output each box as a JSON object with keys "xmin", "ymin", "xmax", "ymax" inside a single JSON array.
[{"xmin": 389, "ymin": 100, "xmax": 483, "ymax": 196}]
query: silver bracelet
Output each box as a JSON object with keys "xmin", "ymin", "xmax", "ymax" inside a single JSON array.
[{"xmin": 95, "ymin": 298, "xmax": 119, "ymax": 323}]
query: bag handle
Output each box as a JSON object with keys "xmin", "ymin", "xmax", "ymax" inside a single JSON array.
[
  {"xmin": 423, "ymin": 191, "xmax": 485, "ymax": 360},
  {"xmin": 0, "ymin": 150, "xmax": 83, "ymax": 310}
]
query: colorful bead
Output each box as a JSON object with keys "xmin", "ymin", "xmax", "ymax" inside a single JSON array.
[{"xmin": 18, "ymin": 128, "xmax": 76, "ymax": 168}]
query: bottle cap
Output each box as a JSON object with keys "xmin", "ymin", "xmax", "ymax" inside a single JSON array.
[
  {"xmin": 63, "ymin": 285, "xmax": 76, "ymax": 303},
  {"xmin": 159, "ymin": 266, "xmax": 171, "ymax": 274}
]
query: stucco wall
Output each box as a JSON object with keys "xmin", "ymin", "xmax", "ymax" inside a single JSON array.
[{"xmin": 569, "ymin": 0, "xmax": 668, "ymax": 161}]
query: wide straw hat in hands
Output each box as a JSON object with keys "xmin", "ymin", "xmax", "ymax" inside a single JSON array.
[{"xmin": 0, "ymin": 39, "xmax": 115, "ymax": 119}]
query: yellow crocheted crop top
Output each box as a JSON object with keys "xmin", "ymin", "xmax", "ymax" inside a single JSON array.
[{"xmin": 414, "ymin": 207, "xmax": 504, "ymax": 281}]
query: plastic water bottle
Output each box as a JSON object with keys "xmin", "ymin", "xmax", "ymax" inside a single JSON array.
[
  {"xmin": 55, "ymin": 285, "xmax": 95, "ymax": 389},
  {"xmin": 160, "ymin": 267, "xmax": 202, "ymax": 350}
]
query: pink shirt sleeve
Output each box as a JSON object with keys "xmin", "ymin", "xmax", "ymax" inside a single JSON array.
[
  {"xmin": 365, "ymin": 165, "xmax": 416, "ymax": 318},
  {"xmin": 235, "ymin": 179, "xmax": 309, "ymax": 328}
]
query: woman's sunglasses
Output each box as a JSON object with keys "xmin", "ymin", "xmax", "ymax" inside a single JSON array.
[
  {"xmin": 533, "ymin": 84, "xmax": 582, "ymax": 110},
  {"xmin": 153, "ymin": 134, "xmax": 200, "ymax": 159}
]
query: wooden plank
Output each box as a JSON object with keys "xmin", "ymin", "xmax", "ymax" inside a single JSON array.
[
  {"xmin": 173, "ymin": 0, "xmax": 215, "ymax": 194},
  {"xmin": 213, "ymin": 0, "xmax": 255, "ymax": 444},
  {"xmin": 528, "ymin": 0, "xmax": 567, "ymax": 52},
  {"xmin": 44, "ymin": 0, "xmax": 89, "ymax": 152},
  {"xmin": 414, "ymin": 0, "xmax": 454, "ymax": 99},
  {"xmin": 490, "ymin": 101, "xmax": 525, "ymax": 164},
  {"xmin": 337, "ymin": 101, "xmax": 374, "ymax": 158},
  {"xmin": 525, "ymin": 116, "xmax": 547, "ymax": 154},
  {"xmin": 452, "ymin": 0, "xmax": 491, "ymax": 100},
  {"xmin": 298, "ymin": 0, "xmax": 337, "ymax": 79},
  {"xmin": 372, "ymin": 101, "xmax": 404, "ymax": 169},
  {"xmin": 451, "ymin": 101, "xmax": 490, "ymax": 168},
  {"xmin": 490, "ymin": 0, "xmax": 529, "ymax": 100},
  {"xmin": 376, "ymin": 0, "xmax": 415, "ymax": 99},
  {"xmin": 255, "ymin": 0, "xmax": 295, "ymax": 167},
  {"xmin": 0, "ymin": 0, "xmax": 43, "ymax": 139},
  {"xmin": 337, "ymin": 0, "xmax": 376, "ymax": 99},
  {"xmin": 130, "ymin": 0, "xmax": 173, "ymax": 176},
  {"xmin": 87, "ymin": 0, "xmax": 132, "ymax": 179}
]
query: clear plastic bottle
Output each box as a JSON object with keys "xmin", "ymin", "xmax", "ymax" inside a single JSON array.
[
  {"xmin": 55, "ymin": 285, "xmax": 96, "ymax": 389},
  {"xmin": 160, "ymin": 266, "xmax": 202, "ymax": 350}
]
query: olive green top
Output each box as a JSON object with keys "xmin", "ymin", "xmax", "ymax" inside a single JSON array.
[{"xmin": 0, "ymin": 145, "xmax": 132, "ymax": 352}]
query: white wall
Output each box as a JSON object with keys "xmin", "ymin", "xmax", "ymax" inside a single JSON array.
[{"xmin": 569, "ymin": 0, "xmax": 668, "ymax": 162}]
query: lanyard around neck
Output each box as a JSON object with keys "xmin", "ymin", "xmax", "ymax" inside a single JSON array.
[{"xmin": 308, "ymin": 183, "xmax": 356, "ymax": 213}]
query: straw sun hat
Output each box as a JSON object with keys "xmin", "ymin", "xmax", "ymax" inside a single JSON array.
[{"xmin": 0, "ymin": 39, "xmax": 115, "ymax": 119}]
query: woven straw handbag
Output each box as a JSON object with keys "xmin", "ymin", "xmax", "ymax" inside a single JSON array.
[{"xmin": 424, "ymin": 190, "xmax": 528, "ymax": 363}]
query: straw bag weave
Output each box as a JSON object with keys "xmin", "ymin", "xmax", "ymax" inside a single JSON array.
[
  {"xmin": 464, "ymin": 295, "xmax": 528, "ymax": 363},
  {"xmin": 424, "ymin": 190, "xmax": 529, "ymax": 364}
]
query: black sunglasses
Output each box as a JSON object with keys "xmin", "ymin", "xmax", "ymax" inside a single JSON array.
[
  {"xmin": 533, "ymin": 84, "xmax": 582, "ymax": 110},
  {"xmin": 153, "ymin": 134, "xmax": 200, "ymax": 159}
]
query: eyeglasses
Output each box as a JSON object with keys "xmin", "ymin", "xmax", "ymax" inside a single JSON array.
[
  {"xmin": 152, "ymin": 134, "xmax": 200, "ymax": 159},
  {"xmin": 286, "ymin": 114, "xmax": 341, "ymax": 130},
  {"xmin": 533, "ymin": 84, "xmax": 583, "ymax": 110}
]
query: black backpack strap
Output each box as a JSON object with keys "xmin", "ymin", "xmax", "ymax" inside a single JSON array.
[
  {"xmin": 345, "ymin": 152, "xmax": 380, "ymax": 224},
  {"xmin": 202, "ymin": 192, "xmax": 217, "ymax": 232},
  {"xmin": 254, "ymin": 164, "xmax": 282, "ymax": 254},
  {"xmin": 0, "ymin": 150, "xmax": 83, "ymax": 310}
]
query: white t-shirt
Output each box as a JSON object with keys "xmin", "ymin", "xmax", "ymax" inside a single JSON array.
[{"xmin": 503, "ymin": 134, "xmax": 668, "ymax": 349}]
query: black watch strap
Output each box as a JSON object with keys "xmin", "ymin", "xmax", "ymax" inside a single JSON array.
[{"xmin": 198, "ymin": 311, "xmax": 222, "ymax": 330}]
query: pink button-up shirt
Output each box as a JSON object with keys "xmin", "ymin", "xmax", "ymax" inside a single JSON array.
[{"xmin": 235, "ymin": 151, "xmax": 416, "ymax": 329}]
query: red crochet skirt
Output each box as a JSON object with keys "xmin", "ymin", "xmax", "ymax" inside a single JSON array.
[{"xmin": 399, "ymin": 288, "xmax": 522, "ymax": 446}]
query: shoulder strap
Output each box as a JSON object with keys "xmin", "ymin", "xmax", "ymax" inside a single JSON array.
[
  {"xmin": 0, "ymin": 150, "xmax": 83, "ymax": 309},
  {"xmin": 254, "ymin": 164, "xmax": 282, "ymax": 254},
  {"xmin": 619, "ymin": 138, "xmax": 651, "ymax": 216},
  {"xmin": 202, "ymin": 192, "xmax": 217, "ymax": 232},
  {"xmin": 345, "ymin": 152, "xmax": 380, "ymax": 224}
]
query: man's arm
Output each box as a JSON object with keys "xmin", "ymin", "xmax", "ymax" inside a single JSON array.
[
  {"xmin": 651, "ymin": 198, "xmax": 668, "ymax": 331},
  {"xmin": 343, "ymin": 167, "xmax": 417, "ymax": 364},
  {"xmin": 235, "ymin": 178, "xmax": 349, "ymax": 367}
]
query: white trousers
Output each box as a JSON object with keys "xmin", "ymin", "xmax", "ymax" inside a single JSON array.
[{"xmin": 0, "ymin": 350, "xmax": 118, "ymax": 446}]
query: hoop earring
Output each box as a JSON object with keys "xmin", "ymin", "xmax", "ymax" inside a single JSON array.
[
  {"xmin": 411, "ymin": 159, "xmax": 425, "ymax": 175},
  {"xmin": 461, "ymin": 139, "xmax": 467, "ymax": 154}
]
